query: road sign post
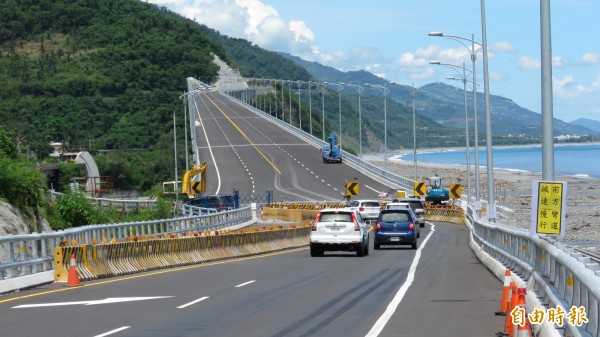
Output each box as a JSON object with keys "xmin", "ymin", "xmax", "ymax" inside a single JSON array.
[
  {"xmin": 450, "ymin": 184, "xmax": 462, "ymax": 199},
  {"xmin": 530, "ymin": 180, "xmax": 567, "ymax": 237},
  {"xmin": 346, "ymin": 181, "xmax": 358, "ymax": 197},
  {"xmin": 414, "ymin": 182, "xmax": 426, "ymax": 197}
]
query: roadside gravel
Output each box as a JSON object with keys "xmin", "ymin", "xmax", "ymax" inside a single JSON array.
[{"xmin": 364, "ymin": 154, "xmax": 600, "ymax": 243}]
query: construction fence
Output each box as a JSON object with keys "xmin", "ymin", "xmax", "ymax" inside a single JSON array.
[
  {"xmin": 260, "ymin": 202, "xmax": 464, "ymax": 225},
  {"xmin": 55, "ymin": 225, "xmax": 310, "ymax": 282}
]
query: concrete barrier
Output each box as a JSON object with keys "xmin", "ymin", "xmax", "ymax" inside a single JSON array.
[{"xmin": 54, "ymin": 225, "xmax": 311, "ymax": 282}]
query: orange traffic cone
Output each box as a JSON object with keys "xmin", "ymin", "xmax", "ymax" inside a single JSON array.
[
  {"xmin": 515, "ymin": 288, "xmax": 533, "ymax": 337},
  {"xmin": 66, "ymin": 253, "xmax": 81, "ymax": 287},
  {"xmin": 499, "ymin": 282, "xmax": 518, "ymax": 337},
  {"xmin": 496, "ymin": 269, "xmax": 512, "ymax": 316}
]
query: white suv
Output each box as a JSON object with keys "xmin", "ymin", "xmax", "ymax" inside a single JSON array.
[
  {"xmin": 346, "ymin": 199, "xmax": 381, "ymax": 221},
  {"xmin": 310, "ymin": 208, "xmax": 370, "ymax": 257}
]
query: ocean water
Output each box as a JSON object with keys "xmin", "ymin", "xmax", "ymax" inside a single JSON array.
[{"xmin": 392, "ymin": 143, "xmax": 600, "ymax": 179}]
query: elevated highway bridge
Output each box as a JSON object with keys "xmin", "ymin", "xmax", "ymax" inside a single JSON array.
[{"xmin": 1, "ymin": 83, "xmax": 582, "ymax": 337}]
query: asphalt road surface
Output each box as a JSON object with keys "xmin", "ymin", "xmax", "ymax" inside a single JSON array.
[
  {"xmin": 0, "ymin": 91, "xmax": 505, "ymax": 337},
  {"xmin": 0, "ymin": 221, "xmax": 503, "ymax": 337},
  {"xmin": 191, "ymin": 91, "xmax": 393, "ymax": 201}
]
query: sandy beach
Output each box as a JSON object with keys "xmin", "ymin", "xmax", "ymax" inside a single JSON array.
[{"xmin": 363, "ymin": 149, "xmax": 600, "ymax": 243}]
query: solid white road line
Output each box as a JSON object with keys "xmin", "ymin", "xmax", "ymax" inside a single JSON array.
[
  {"xmin": 177, "ymin": 296, "xmax": 209, "ymax": 309},
  {"xmin": 235, "ymin": 280, "xmax": 256, "ymax": 288},
  {"xmin": 93, "ymin": 326, "xmax": 131, "ymax": 337},
  {"xmin": 364, "ymin": 224, "xmax": 436, "ymax": 337}
]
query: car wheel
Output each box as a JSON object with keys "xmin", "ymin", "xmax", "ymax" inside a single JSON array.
[
  {"xmin": 364, "ymin": 240, "xmax": 369, "ymax": 256},
  {"xmin": 417, "ymin": 230, "xmax": 420, "ymax": 238},
  {"xmin": 356, "ymin": 243, "xmax": 365, "ymax": 257},
  {"xmin": 420, "ymin": 222, "xmax": 425, "ymax": 228},
  {"xmin": 411, "ymin": 240, "xmax": 418, "ymax": 250},
  {"xmin": 310, "ymin": 245, "xmax": 322, "ymax": 257},
  {"xmin": 374, "ymin": 241, "xmax": 380, "ymax": 250}
]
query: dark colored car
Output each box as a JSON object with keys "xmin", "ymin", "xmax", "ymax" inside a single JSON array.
[
  {"xmin": 392, "ymin": 197, "xmax": 426, "ymax": 227},
  {"xmin": 374, "ymin": 209, "xmax": 420, "ymax": 250},
  {"xmin": 186, "ymin": 194, "xmax": 235, "ymax": 211}
]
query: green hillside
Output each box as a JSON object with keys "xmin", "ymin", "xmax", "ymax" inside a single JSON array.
[{"xmin": 0, "ymin": 0, "xmax": 231, "ymax": 153}]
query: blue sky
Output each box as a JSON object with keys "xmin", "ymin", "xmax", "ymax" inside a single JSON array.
[{"xmin": 148, "ymin": 0, "xmax": 600, "ymax": 123}]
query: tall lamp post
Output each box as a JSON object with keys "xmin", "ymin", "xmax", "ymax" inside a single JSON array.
[
  {"xmin": 342, "ymin": 83, "xmax": 364, "ymax": 158},
  {"xmin": 324, "ymin": 82, "xmax": 344, "ymax": 150},
  {"xmin": 396, "ymin": 82, "xmax": 419, "ymax": 180},
  {"xmin": 430, "ymin": 61, "xmax": 472, "ymax": 203},
  {"xmin": 296, "ymin": 80, "xmax": 303, "ymax": 130},
  {"xmin": 480, "ymin": 0, "xmax": 496, "ymax": 221},
  {"xmin": 288, "ymin": 80, "xmax": 293, "ymax": 125},
  {"xmin": 308, "ymin": 81, "xmax": 313, "ymax": 136},
  {"xmin": 319, "ymin": 82, "xmax": 326, "ymax": 141},
  {"xmin": 365, "ymin": 83, "xmax": 390, "ymax": 171},
  {"xmin": 429, "ymin": 31, "xmax": 484, "ymax": 216}
]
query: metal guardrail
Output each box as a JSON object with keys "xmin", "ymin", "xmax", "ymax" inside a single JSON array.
[
  {"xmin": 467, "ymin": 206, "xmax": 597, "ymax": 337},
  {"xmin": 180, "ymin": 204, "xmax": 219, "ymax": 216},
  {"xmin": 50, "ymin": 191, "xmax": 157, "ymax": 211},
  {"xmin": 0, "ymin": 206, "xmax": 252, "ymax": 281}
]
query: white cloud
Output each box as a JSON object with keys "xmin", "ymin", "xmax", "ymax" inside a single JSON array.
[
  {"xmin": 148, "ymin": 0, "xmax": 315, "ymax": 55},
  {"xmin": 147, "ymin": 0, "xmax": 188, "ymax": 6},
  {"xmin": 490, "ymin": 72, "xmax": 508, "ymax": 82},
  {"xmin": 553, "ymin": 56, "xmax": 569, "ymax": 68},
  {"xmin": 518, "ymin": 56, "xmax": 570, "ymax": 70},
  {"xmin": 252, "ymin": 16, "xmax": 292, "ymax": 52},
  {"xmin": 397, "ymin": 52, "xmax": 428, "ymax": 67},
  {"xmin": 395, "ymin": 52, "xmax": 434, "ymax": 81},
  {"xmin": 581, "ymin": 53, "xmax": 599, "ymax": 65},
  {"xmin": 289, "ymin": 20, "xmax": 314, "ymax": 45},
  {"xmin": 519, "ymin": 56, "xmax": 541, "ymax": 70},
  {"xmin": 553, "ymin": 74, "xmax": 600, "ymax": 121},
  {"xmin": 491, "ymin": 41, "xmax": 516, "ymax": 53}
]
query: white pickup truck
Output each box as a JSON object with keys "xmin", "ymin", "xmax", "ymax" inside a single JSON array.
[{"xmin": 346, "ymin": 199, "xmax": 382, "ymax": 221}]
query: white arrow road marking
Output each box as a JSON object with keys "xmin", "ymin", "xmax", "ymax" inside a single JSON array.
[
  {"xmin": 235, "ymin": 280, "xmax": 256, "ymax": 288},
  {"xmin": 177, "ymin": 296, "xmax": 209, "ymax": 309},
  {"xmin": 94, "ymin": 326, "xmax": 131, "ymax": 337},
  {"xmin": 12, "ymin": 296, "xmax": 173, "ymax": 309}
]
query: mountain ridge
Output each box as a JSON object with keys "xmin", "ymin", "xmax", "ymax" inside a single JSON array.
[{"xmin": 277, "ymin": 52, "xmax": 599, "ymax": 137}]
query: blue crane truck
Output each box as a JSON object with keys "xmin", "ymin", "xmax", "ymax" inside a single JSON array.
[{"xmin": 322, "ymin": 133, "xmax": 342, "ymax": 163}]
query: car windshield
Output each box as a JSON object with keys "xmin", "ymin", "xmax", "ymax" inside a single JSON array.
[
  {"xmin": 348, "ymin": 201, "xmax": 359, "ymax": 207},
  {"xmin": 320, "ymin": 212, "xmax": 352, "ymax": 222},
  {"xmin": 380, "ymin": 212, "xmax": 410, "ymax": 222},
  {"xmin": 362, "ymin": 202, "xmax": 380, "ymax": 207}
]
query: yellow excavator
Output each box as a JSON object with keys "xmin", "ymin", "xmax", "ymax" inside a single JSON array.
[{"xmin": 181, "ymin": 162, "xmax": 207, "ymax": 197}]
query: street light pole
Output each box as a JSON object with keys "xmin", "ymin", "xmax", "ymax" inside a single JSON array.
[
  {"xmin": 297, "ymin": 80, "xmax": 302, "ymax": 130},
  {"xmin": 396, "ymin": 83, "xmax": 419, "ymax": 180},
  {"xmin": 430, "ymin": 61, "xmax": 472, "ymax": 203},
  {"xmin": 429, "ymin": 31, "xmax": 483, "ymax": 215},
  {"xmin": 280, "ymin": 80, "xmax": 284, "ymax": 121},
  {"xmin": 480, "ymin": 0, "xmax": 496, "ymax": 222},
  {"xmin": 365, "ymin": 83, "xmax": 390, "ymax": 171},
  {"xmin": 308, "ymin": 81, "xmax": 313, "ymax": 136},
  {"xmin": 288, "ymin": 80, "xmax": 292, "ymax": 125},
  {"xmin": 324, "ymin": 82, "xmax": 344, "ymax": 150},
  {"xmin": 321, "ymin": 82, "xmax": 326, "ymax": 141},
  {"xmin": 342, "ymin": 83, "xmax": 364, "ymax": 158}
]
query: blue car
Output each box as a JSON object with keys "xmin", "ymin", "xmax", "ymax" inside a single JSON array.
[{"xmin": 374, "ymin": 209, "xmax": 420, "ymax": 250}]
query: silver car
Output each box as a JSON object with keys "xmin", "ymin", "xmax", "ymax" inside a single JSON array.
[
  {"xmin": 310, "ymin": 208, "xmax": 370, "ymax": 257},
  {"xmin": 392, "ymin": 197, "xmax": 426, "ymax": 227}
]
